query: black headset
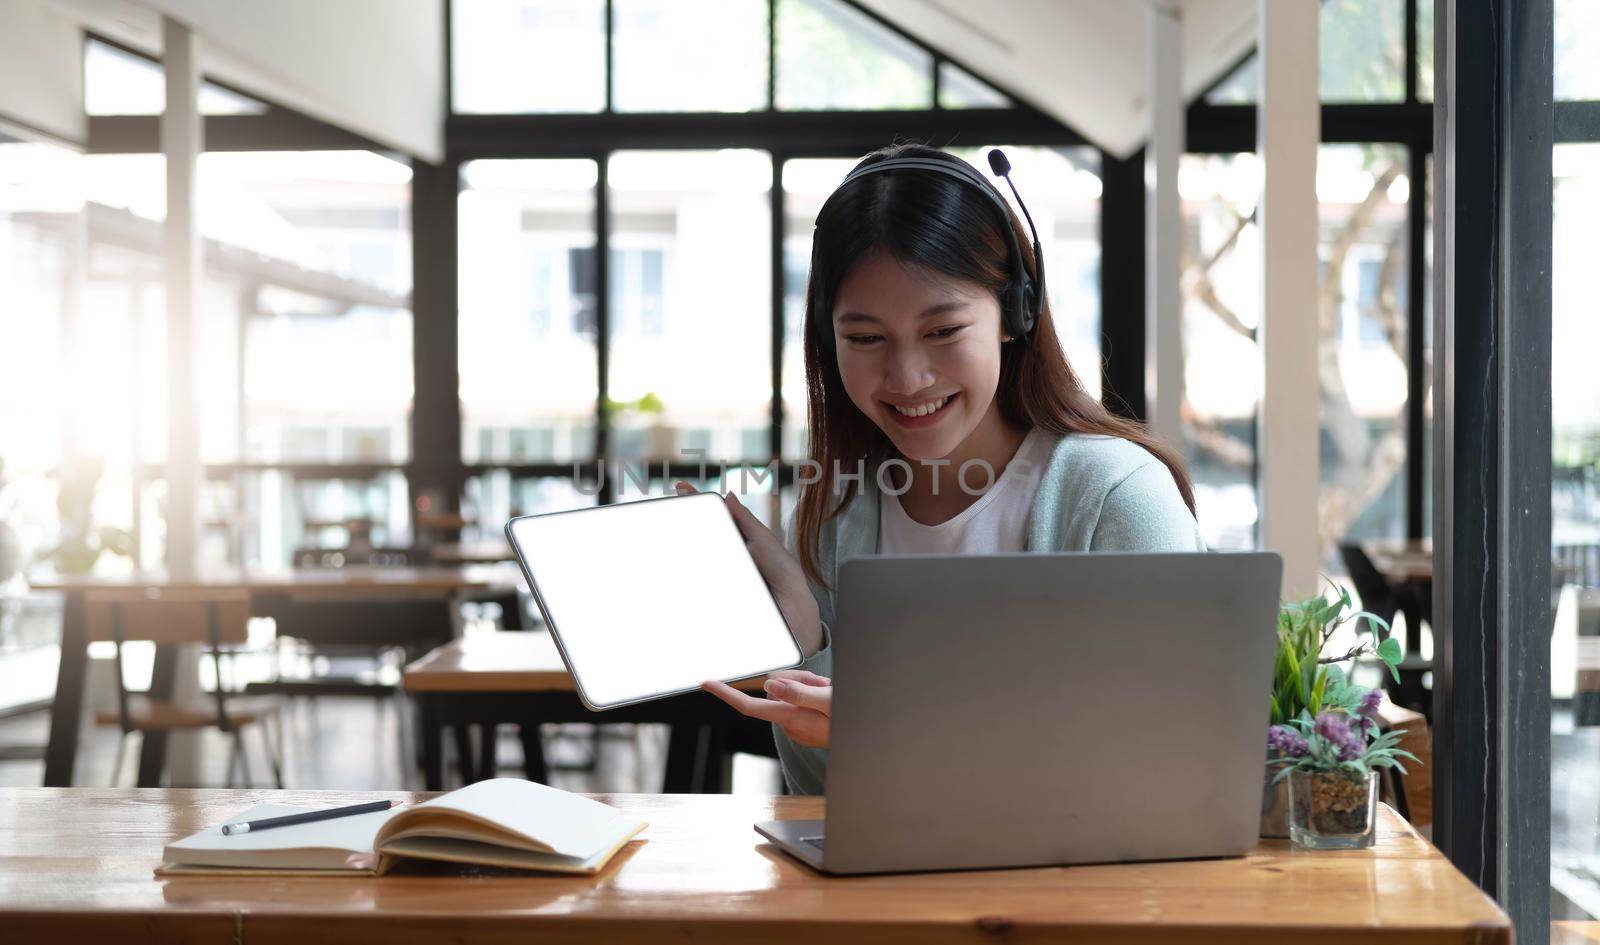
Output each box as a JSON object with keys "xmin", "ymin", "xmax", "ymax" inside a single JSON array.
[{"xmin": 810, "ymin": 148, "xmax": 1046, "ymax": 351}]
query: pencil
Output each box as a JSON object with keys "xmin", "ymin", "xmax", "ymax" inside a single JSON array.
[{"xmin": 221, "ymin": 799, "xmax": 395, "ymax": 836}]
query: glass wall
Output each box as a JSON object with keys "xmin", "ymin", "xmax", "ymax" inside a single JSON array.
[
  {"xmin": 774, "ymin": 0, "xmax": 932, "ymax": 110},
  {"xmin": 1179, "ymin": 152, "xmax": 1260, "ymax": 550},
  {"xmin": 451, "ymin": 0, "xmax": 606, "ymax": 114},
  {"xmin": 606, "ymin": 150, "xmax": 772, "ymax": 465},
  {"xmin": 1551, "ymin": 141, "xmax": 1600, "ymax": 931},
  {"xmin": 199, "ymin": 151, "xmax": 414, "ymax": 469},
  {"xmin": 612, "ymin": 0, "xmax": 768, "ymax": 112},
  {"xmin": 1315, "ymin": 144, "xmax": 1411, "ymax": 566},
  {"xmin": 459, "ymin": 159, "xmax": 599, "ymax": 466},
  {"xmin": 1552, "ymin": 0, "xmax": 1600, "ymax": 931}
]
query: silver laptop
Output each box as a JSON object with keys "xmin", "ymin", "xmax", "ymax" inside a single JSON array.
[{"xmin": 755, "ymin": 551, "xmax": 1282, "ymax": 875}]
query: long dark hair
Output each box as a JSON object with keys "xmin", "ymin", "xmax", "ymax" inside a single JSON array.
[{"xmin": 795, "ymin": 142, "xmax": 1197, "ymax": 586}]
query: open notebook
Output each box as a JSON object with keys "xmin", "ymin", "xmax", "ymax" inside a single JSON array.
[{"xmin": 157, "ymin": 779, "xmax": 646, "ymax": 877}]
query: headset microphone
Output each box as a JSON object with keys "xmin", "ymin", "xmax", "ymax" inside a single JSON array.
[
  {"xmin": 811, "ymin": 148, "xmax": 1046, "ymax": 352},
  {"xmin": 987, "ymin": 148, "xmax": 1047, "ymax": 331}
]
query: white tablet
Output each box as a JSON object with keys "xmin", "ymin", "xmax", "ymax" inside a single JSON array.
[{"xmin": 504, "ymin": 492, "xmax": 804, "ymax": 710}]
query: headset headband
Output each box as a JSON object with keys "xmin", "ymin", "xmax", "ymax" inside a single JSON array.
[{"xmin": 810, "ymin": 149, "xmax": 1045, "ymax": 352}]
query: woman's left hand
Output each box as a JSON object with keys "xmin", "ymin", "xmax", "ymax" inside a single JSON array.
[{"xmin": 702, "ymin": 669, "xmax": 831, "ymax": 749}]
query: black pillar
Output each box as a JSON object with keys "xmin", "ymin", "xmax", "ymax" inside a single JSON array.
[
  {"xmin": 1098, "ymin": 148, "xmax": 1146, "ymax": 422},
  {"xmin": 1432, "ymin": 1, "xmax": 1552, "ymax": 940},
  {"xmin": 410, "ymin": 157, "xmax": 466, "ymax": 515}
]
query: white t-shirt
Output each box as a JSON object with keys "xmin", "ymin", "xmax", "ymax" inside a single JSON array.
[{"xmin": 879, "ymin": 427, "xmax": 1056, "ymax": 554}]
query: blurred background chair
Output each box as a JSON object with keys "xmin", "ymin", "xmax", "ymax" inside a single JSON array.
[
  {"xmin": 1340, "ymin": 542, "xmax": 1432, "ymax": 718},
  {"xmin": 86, "ymin": 588, "xmax": 283, "ymax": 788}
]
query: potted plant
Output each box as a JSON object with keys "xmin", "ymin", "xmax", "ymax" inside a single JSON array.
[
  {"xmin": 1260, "ymin": 585, "xmax": 1404, "ymax": 837},
  {"xmin": 39, "ymin": 457, "xmax": 133, "ymax": 575},
  {"xmin": 602, "ymin": 392, "xmax": 671, "ymax": 459},
  {"xmin": 1268, "ymin": 694, "xmax": 1419, "ymax": 849}
]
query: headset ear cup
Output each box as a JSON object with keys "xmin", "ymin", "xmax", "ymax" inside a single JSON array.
[
  {"xmin": 811, "ymin": 288, "xmax": 833, "ymax": 352},
  {"xmin": 1019, "ymin": 282, "xmax": 1038, "ymax": 335},
  {"xmin": 1003, "ymin": 284, "xmax": 1028, "ymax": 339}
]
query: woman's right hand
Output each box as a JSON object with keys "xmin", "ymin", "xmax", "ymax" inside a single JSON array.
[{"xmin": 673, "ymin": 481, "xmax": 823, "ymax": 657}]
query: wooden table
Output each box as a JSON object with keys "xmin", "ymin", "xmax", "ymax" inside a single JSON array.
[
  {"xmin": 1364, "ymin": 539, "xmax": 1434, "ymax": 585},
  {"xmin": 404, "ymin": 632, "xmax": 772, "ymax": 793},
  {"xmin": 428, "ymin": 540, "xmax": 514, "ymax": 565},
  {"xmin": 32, "ymin": 566, "xmax": 524, "ymax": 788},
  {"xmin": 0, "ymin": 787, "xmax": 1511, "ymax": 944}
]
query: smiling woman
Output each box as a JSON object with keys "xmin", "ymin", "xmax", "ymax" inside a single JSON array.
[{"xmin": 695, "ymin": 144, "xmax": 1207, "ymax": 794}]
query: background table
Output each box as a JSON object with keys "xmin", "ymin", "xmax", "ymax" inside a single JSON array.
[
  {"xmin": 0, "ymin": 787, "xmax": 1511, "ymax": 944},
  {"xmin": 33, "ymin": 567, "xmax": 522, "ymax": 787},
  {"xmin": 404, "ymin": 631, "xmax": 774, "ymax": 792}
]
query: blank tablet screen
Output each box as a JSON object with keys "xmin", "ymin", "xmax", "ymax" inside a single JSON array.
[{"xmin": 505, "ymin": 492, "xmax": 803, "ymax": 710}]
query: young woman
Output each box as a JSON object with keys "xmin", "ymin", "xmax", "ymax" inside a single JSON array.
[{"xmin": 682, "ymin": 143, "xmax": 1204, "ymax": 795}]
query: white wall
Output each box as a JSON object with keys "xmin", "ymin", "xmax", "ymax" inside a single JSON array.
[{"xmin": 0, "ymin": 0, "xmax": 86, "ymax": 147}]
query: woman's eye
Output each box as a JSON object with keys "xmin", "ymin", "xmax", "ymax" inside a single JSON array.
[
  {"xmin": 845, "ymin": 334, "xmax": 883, "ymax": 346},
  {"xmin": 929, "ymin": 325, "xmax": 965, "ymax": 340}
]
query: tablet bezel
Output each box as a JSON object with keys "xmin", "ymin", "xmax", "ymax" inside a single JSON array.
[{"xmin": 503, "ymin": 491, "xmax": 804, "ymax": 711}]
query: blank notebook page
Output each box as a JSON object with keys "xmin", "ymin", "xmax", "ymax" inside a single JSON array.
[{"xmin": 509, "ymin": 492, "xmax": 801, "ymax": 708}]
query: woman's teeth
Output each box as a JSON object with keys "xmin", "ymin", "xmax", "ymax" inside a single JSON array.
[{"xmin": 891, "ymin": 395, "xmax": 952, "ymax": 418}]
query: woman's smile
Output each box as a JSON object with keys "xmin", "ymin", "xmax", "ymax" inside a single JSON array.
[{"xmin": 882, "ymin": 391, "xmax": 960, "ymax": 429}]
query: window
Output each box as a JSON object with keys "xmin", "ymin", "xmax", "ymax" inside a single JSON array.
[
  {"xmin": 451, "ymin": 0, "xmax": 606, "ymax": 114},
  {"xmin": 612, "ymin": 0, "xmax": 768, "ymax": 112},
  {"xmin": 1203, "ymin": 0, "xmax": 1408, "ymax": 105},
  {"xmin": 1551, "ymin": 142, "xmax": 1600, "ymax": 932},
  {"xmin": 1556, "ymin": 0, "xmax": 1600, "ymax": 102},
  {"xmin": 197, "ymin": 152, "xmax": 415, "ymax": 468},
  {"xmin": 1180, "ymin": 153, "xmax": 1262, "ymax": 550},
  {"xmin": 465, "ymin": 474, "xmax": 596, "ymax": 536},
  {"xmin": 84, "ymin": 38, "xmax": 266, "ymax": 116},
  {"xmin": 459, "ymin": 159, "xmax": 600, "ymax": 464},
  {"xmin": 780, "ymin": 157, "xmax": 865, "ymax": 461},
  {"xmin": 527, "ymin": 247, "xmax": 557, "ymax": 334},
  {"xmin": 570, "ymin": 247, "xmax": 668, "ymax": 338},
  {"xmin": 1319, "ymin": 0, "xmax": 1405, "ymax": 102},
  {"xmin": 1417, "ymin": 0, "xmax": 1434, "ymax": 102},
  {"xmin": 1316, "ymin": 144, "xmax": 1410, "ymax": 566},
  {"xmin": 606, "ymin": 150, "xmax": 772, "ymax": 463},
  {"xmin": 939, "ymin": 62, "xmax": 1010, "ymax": 109},
  {"xmin": 775, "ymin": 0, "xmax": 932, "ymax": 110}
]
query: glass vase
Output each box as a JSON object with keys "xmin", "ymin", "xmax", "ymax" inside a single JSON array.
[{"xmin": 1287, "ymin": 769, "xmax": 1378, "ymax": 850}]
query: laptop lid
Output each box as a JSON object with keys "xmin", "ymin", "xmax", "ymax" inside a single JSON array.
[{"xmin": 820, "ymin": 552, "xmax": 1281, "ymax": 875}]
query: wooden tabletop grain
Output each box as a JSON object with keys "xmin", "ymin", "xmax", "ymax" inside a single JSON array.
[{"xmin": 0, "ymin": 788, "xmax": 1510, "ymax": 945}]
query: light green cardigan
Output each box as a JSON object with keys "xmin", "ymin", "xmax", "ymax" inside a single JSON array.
[{"xmin": 775, "ymin": 432, "xmax": 1207, "ymax": 796}]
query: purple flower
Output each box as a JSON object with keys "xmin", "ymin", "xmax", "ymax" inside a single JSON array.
[
  {"xmin": 1267, "ymin": 725, "xmax": 1308, "ymax": 757},
  {"xmin": 1313, "ymin": 711, "xmax": 1367, "ymax": 762},
  {"xmin": 1357, "ymin": 689, "xmax": 1384, "ymax": 719}
]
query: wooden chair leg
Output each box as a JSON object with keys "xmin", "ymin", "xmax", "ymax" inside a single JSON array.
[
  {"xmin": 394, "ymin": 694, "xmax": 415, "ymax": 790},
  {"xmin": 109, "ymin": 732, "xmax": 133, "ymax": 788},
  {"xmin": 261, "ymin": 717, "xmax": 285, "ymax": 790},
  {"xmin": 224, "ymin": 731, "xmax": 240, "ymax": 788},
  {"xmin": 477, "ymin": 724, "xmax": 498, "ymax": 782},
  {"xmin": 519, "ymin": 725, "xmax": 549, "ymax": 784},
  {"xmin": 451, "ymin": 725, "xmax": 475, "ymax": 786},
  {"xmin": 233, "ymin": 730, "xmax": 254, "ymax": 788}
]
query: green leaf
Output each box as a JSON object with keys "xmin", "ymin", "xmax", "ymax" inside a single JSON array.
[
  {"xmin": 1310, "ymin": 670, "xmax": 1329, "ymax": 714},
  {"xmin": 1376, "ymin": 638, "xmax": 1403, "ymax": 682}
]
